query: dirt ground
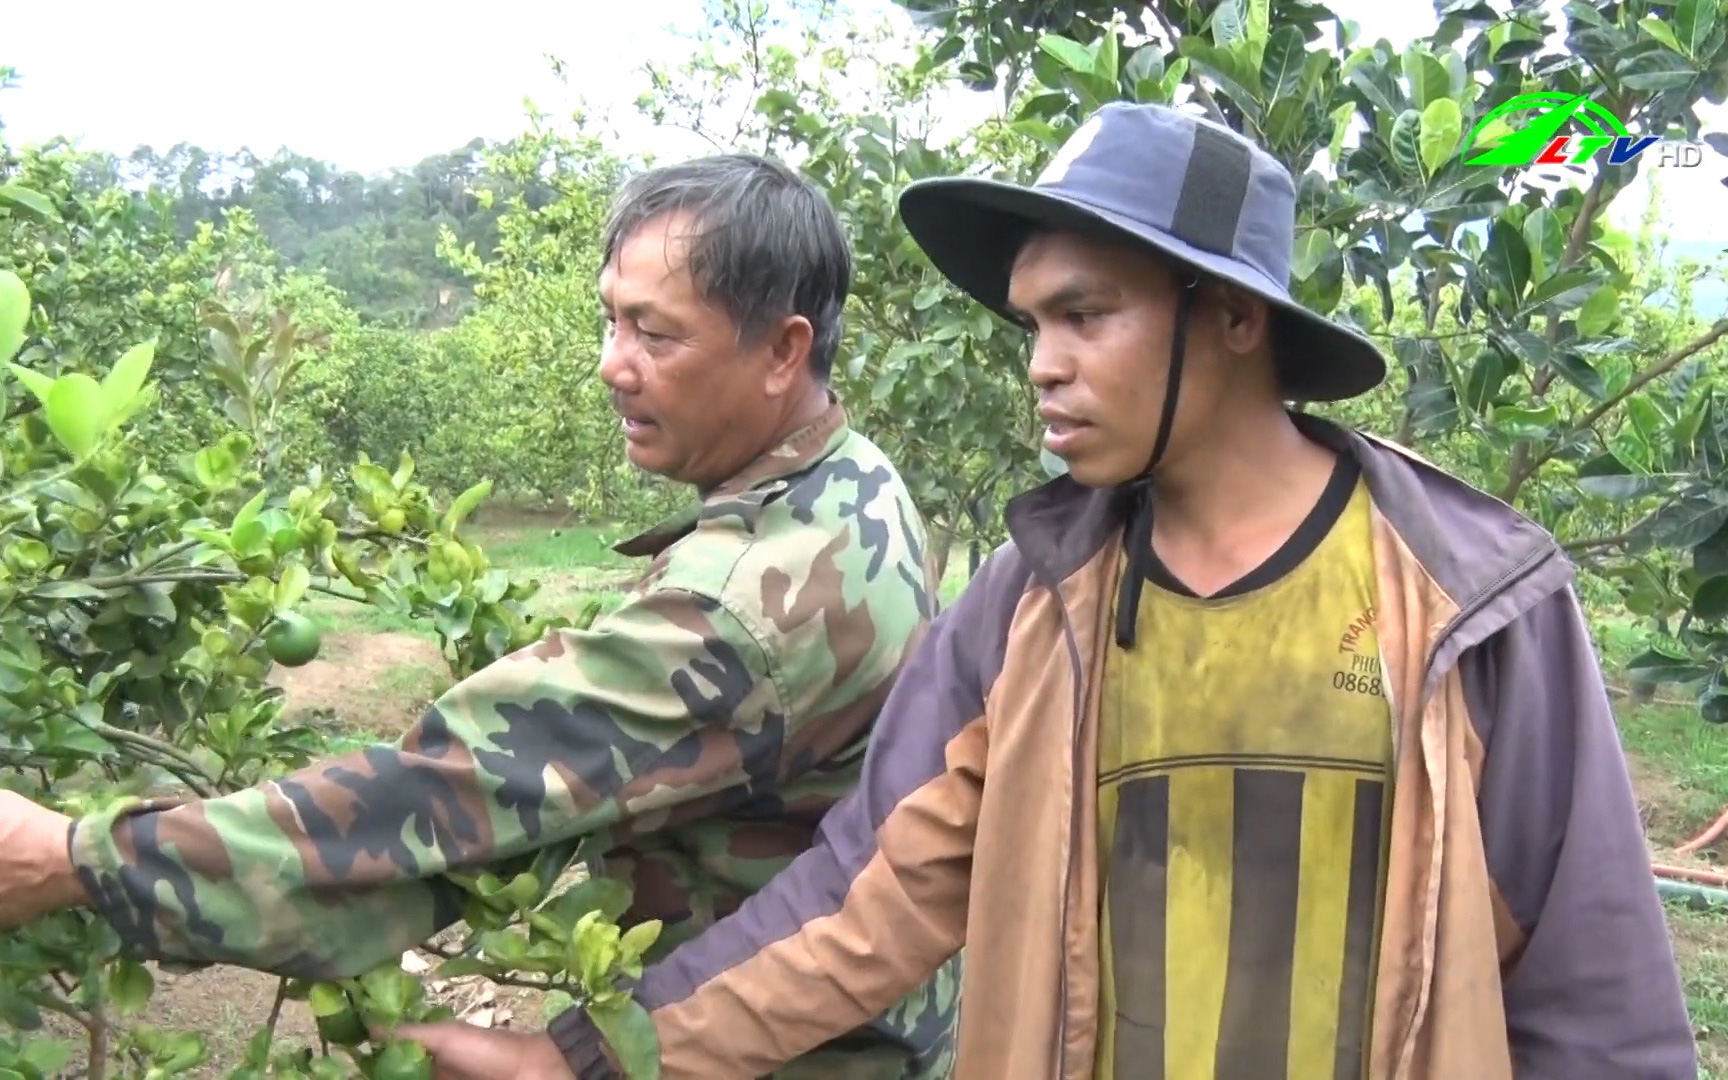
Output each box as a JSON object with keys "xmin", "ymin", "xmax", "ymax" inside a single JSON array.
[
  {"xmin": 267, "ymin": 630, "xmax": 451, "ymax": 737},
  {"xmin": 44, "ymin": 939, "xmax": 550, "ymax": 1078}
]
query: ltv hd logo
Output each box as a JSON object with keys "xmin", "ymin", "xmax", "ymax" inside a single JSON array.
[{"xmin": 1463, "ymin": 93, "xmax": 1710, "ymax": 171}]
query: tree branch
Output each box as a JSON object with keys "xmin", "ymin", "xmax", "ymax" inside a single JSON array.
[
  {"xmin": 1150, "ymin": 3, "xmax": 1228, "ymax": 127},
  {"xmin": 1531, "ymin": 168, "xmax": 1612, "ymax": 399},
  {"xmin": 1503, "ymin": 319, "xmax": 1728, "ymax": 501},
  {"xmin": 1502, "ymin": 169, "xmax": 1617, "ymax": 502},
  {"xmin": 33, "ymin": 988, "xmax": 97, "ymax": 1033},
  {"xmin": 1567, "ymin": 318, "xmax": 1728, "ymax": 438},
  {"xmin": 1561, "ymin": 531, "xmax": 1638, "ymax": 555},
  {"xmin": 133, "ymin": 538, "xmax": 203, "ymax": 575},
  {"xmin": 70, "ymin": 713, "xmax": 219, "ymax": 796}
]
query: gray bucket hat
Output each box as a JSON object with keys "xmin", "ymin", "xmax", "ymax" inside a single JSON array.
[{"xmin": 896, "ymin": 101, "xmax": 1386, "ymax": 403}]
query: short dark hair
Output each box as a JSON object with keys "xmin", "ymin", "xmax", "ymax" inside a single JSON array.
[{"xmin": 600, "ymin": 153, "xmax": 852, "ymax": 380}]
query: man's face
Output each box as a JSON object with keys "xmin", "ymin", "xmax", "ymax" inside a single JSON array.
[
  {"xmin": 1007, "ymin": 230, "xmax": 1249, "ymax": 488},
  {"xmin": 597, "ymin": 212, "xmax": 808, "ymax": 491}
]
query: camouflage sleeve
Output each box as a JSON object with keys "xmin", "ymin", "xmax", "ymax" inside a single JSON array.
[{"xmin": 66, "ymin": 587, "xmax": 785, "ymax": 981}]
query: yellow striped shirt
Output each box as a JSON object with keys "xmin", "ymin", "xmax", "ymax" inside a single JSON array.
[{"xmin": 1094, "ymin": 472, "xmax": 1394, "ymax": 1080}]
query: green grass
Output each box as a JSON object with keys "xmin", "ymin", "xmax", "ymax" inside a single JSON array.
[
  {"xmin": 1617, "ymin": 695, "xmax": 1728, "ymax": 1075},
  {"xmin": 471, "ymin": 522, "xmax": 635, "ymax": 573},
  {"xmin": 1668, "ymin": 897, "xmax": 1728, "ymax": 1078},
  {"xmin": 1623, "ymin": 703, "xmax": 1728, "ymax": 832}
]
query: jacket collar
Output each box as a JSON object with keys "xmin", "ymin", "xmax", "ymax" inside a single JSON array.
[
  {"xmin": 1002, "ymin": 412, "xmax": 1567, "ymax": 619},
  {"xmin": 613, "ymin": 395, "xmax": 852, "ymax": 559}
]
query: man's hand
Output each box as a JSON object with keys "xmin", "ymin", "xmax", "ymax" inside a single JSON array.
[
  {"xmin": 0, "ymin": 790, "xmax": 89, "ymax": 930},
  {"xmin": 389, "ymin": 1021, "xmax": 580, "ymax": 1080}
]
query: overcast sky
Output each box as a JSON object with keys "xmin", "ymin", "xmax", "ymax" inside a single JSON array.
[{"xmin": 4, "ymin": 0, "xmax": 1724, "ymax": 238}]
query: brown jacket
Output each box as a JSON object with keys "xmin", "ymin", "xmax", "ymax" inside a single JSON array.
[{"xmin": 551, "ymin": 417, "xmax": 1695, "ymax": 1079}]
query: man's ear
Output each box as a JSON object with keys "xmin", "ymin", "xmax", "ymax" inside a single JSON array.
[
  {"xmin": 763, "ymin": 315, "xmax": 815, "ymax": 396},
  {"xmin": 1210, "ymin": 281, "xmax": 1272, "ymax": 356}
]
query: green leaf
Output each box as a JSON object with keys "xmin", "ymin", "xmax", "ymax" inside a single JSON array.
[
  {"xmin": 33, "ymin": 580, "xmax": 106, "ymax": 600},
  {"xmin": 1640, "ymin": 14, "xmax": 1689, "ymax": 55},
  {"xmin": 45, "ymin": 373, "xmax": 110, "ymax": 459},
  {"xmin": 1124, "ymin": 43, "xmax": 1165, "ymax": 88},
  {"xmin": 1678, "ymin": 0, "xmax": 1719, "ymax": 54},
  {"xmin": 1693, "ymin": 575, "xmax": 1728, "ymax": 621},
  {"xmin": 1524, "ymin": 269, "xmax": 1604, "ymax": 314},
  {"xmin": 1160, "ymin": 57, "xmax": 1190, "ymax": 102},
  {"xmin": 1261, "ymin": 26, "xmax": 1307, "ymax": 98},
  {"xmin": 1489, "ymin": 403, "xmax": 1561, "ymax": 442},
  {"xmin": 1550, "ymin": 349, "xmax": 1608, "ymax": 400},
  {"xmin": 1616, "ymin": 49, "xmax": 1698, "ymax": 90},
  {"xmin": 1587, "ymin": 474, "xmax": 1667, "ymax": 505},
  {"xmin": 1642, "ymin": 497, "xmax": 1728, "ymax": 549},
  {"xmin": 542, "ymin": 989, "xmax": 578, "ymax": 1025},
  {"xmin": 0, "ymin": 183, "xmax": 57, "ymax": 221},
  {"xmin": 351, "ymin": 462, "xmax": 396, "ymax": 499},
  {"xmin": 358, "ymin": 965, "xmax": 420, "ymax": 1024},
  {"xmin": 275, "ymin": 564, "xmax": 310, "ymax": 611},
  {"xmin": 1406, "ymin": 47, "xmax": 1452, "ymax": 109},
  {"xmin": 1179, "ymin": 39, "xmax": 1264, "ymax": 103},
  {"xmin": 1484, "ymin": 219, "xmax": 1532, "ymax": 304},
  {"xmin": 1211, "ymin": 0, "xmax": 1248, "ymax": 46},
  {"xmin": 1462, "ymin": 347, "xmax": 1512, "ymax": 411},
  {"xmin": 1094, "ymin": 28, "xmax": 1120, "ymax": 84},
  {"xmin": 371, "ymin": 1039, "xmax": 433, "ymax": 1080},
  {"xmin": 1345, "ymin": 60, "xmax": 1402, "ymax": 118},
  {"xmin": 1419, "ymin": 98, "xmax": 1462, "ymax": 176},
  {"xmin": 103, "ymin": 339, "xmax": 156, "ymax": 424},
  {"xmin": 108, "ymin": 958, "xmax": 155, "ymax": 1015},
  {"xmin": 1627, "ymin": 646, "xmax": 1713, "ymax": 684},
  {"xmin": 1521, "ymin": 208, "xmax": 1564, "ymax": 285},
  {"xmin": 1037, "ymin": 35, "xmax": 1095, "ymax": 76},
  {"xmin": 1390, "ymin": 109, "xmax": 1424, "ymax": 177},
  {"xmin": 233, "ymin": 487, "xmax": 270, "ymax": 533},
  {"xmin": 1697, "ymin": 522, "xmax": 1728, "ymax": 577},
  {"xmin": 619, "ymin": 919, "xmax": 663, "ymax": 962},
  {"xmin": 589, "ymin": 999, "xmax": 662, "ymax": 1080},
  {"xmin": 19, "ymin": 1037, "xmax": 73, "ymax": 1076},
  {"xmin": 1578, "ymin": 285, "xmax": 1621, "ymax": 336},
  {"xmin": 0, "ymin": 271, "xmax": 28, "ymax": 365},
  {"xmin": 1628, "ymin": 395, "xmax": 1668, "ymax": 448},
  {"xmin": 1328, "ymin": 102, "xmax": 1357, "ymax": 163},
  {"xmin": 1291, "ymin": 230, "xmax": 1335, "ymax": 280},
  {"xmin": 505, "ymin": 871, "xmax": 543, "ymax": 909},
  {"xmin": 442, "ymin": 478, "xmax": 492, "ymax": 535},
  {"xmin": 548, "ymin": 876, "xmax": 633, "ymax": 925},
  {"xmin": 432, "ymin": 957, "xmax": 496, "ymax": 979}
]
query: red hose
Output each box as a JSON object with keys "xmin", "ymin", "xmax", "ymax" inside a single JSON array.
[
  {"xmin": 1675, "ymin": 804, "xmax": 1728, "ymax": 856},
  {"xmin": 1653, "ymin": 862, "xmax": 1728, "ymax": 888}
]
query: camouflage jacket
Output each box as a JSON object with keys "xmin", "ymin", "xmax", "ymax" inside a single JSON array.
[{"xmin": 68, "ymin": 399, "xmax": 962, "ymax": 1077}]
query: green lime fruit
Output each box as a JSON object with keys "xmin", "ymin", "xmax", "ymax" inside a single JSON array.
[{"xmin": 266, "ymin": 611, "xmax": 323, "ymax": 667}]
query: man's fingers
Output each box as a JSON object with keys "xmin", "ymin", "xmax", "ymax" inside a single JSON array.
[{"xmin": 383, "ymin": 1021, "xmax": 500, "ymax": 1079}]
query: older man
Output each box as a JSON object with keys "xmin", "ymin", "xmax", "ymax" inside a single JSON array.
[{"xmin": 0, "ymin": 153, "xmax": 961, "ymax": 1079}]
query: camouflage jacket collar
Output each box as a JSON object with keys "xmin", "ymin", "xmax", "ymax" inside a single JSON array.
[{"xmin": 613, "ymin": 395, "xmax": 851, "ymax": 558}]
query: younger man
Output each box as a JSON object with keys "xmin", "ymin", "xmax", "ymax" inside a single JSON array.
[{"xmin": 416, "ymin": 102, "xmax": 1697, "ymax": 1080}]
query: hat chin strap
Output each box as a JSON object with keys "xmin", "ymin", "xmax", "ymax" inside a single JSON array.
[{"xmin": 1115, "ymin": 277, "xmax": 1198, "ymax": 650}]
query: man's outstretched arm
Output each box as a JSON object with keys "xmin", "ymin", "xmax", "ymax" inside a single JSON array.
[
  {"xmin": 55, "ymin": 586, "xmax": 790, "ymax": 981},
  {"xmin": 542, "ymin": 546, "xmax": 1018, "ymax": 1080}
]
